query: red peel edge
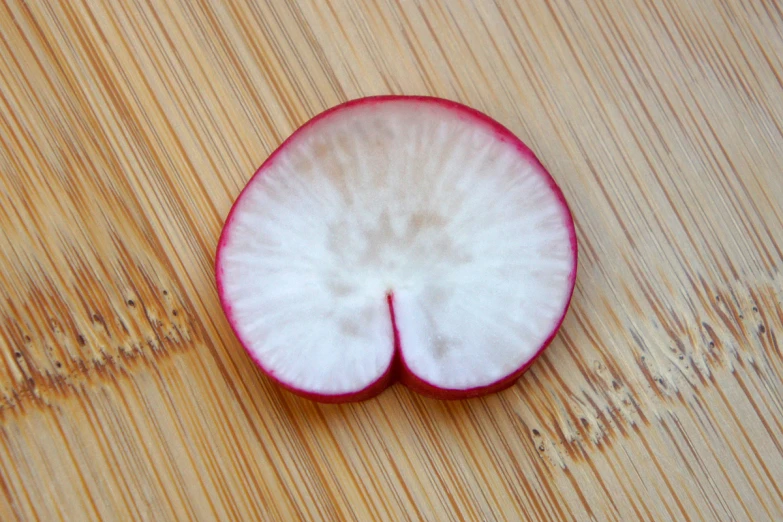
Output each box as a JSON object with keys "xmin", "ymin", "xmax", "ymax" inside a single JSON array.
[{"xmin": 215, "ymin": 95, "xmax": 578, "ymax": 403}]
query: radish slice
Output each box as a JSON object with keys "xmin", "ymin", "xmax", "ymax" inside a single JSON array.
[{"xmin": 216, "ymin": 96, "xmax": 577, "ymax": 402}]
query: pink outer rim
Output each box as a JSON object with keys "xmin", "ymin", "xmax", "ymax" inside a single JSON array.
[{"xmin": 215, "ymin": 95, "xmax": 578, "ymax": 403}]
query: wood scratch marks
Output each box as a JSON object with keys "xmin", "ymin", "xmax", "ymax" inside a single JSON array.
[{"xmin": 1, "ymin": 0, "xmax": 783, "ymax": 520}]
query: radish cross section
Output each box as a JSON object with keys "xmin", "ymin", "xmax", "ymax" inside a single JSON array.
[{"xmin": 216, "ymin": 96, "xmax": 577, "ymax": 402}]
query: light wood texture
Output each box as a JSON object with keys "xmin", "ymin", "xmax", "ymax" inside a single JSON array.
[{"xmin": 1, "ymin": 0, "xmax": 782, "ymax": 520}]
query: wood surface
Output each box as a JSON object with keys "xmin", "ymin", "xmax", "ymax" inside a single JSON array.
[{"xmin": 1, "ymin": 0, "xmax": 782, "ymax": 520}]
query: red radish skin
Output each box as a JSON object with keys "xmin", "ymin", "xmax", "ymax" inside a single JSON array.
[{"xmin": 216, "ymin": 96, "xmax": 578, "ymax": 402}]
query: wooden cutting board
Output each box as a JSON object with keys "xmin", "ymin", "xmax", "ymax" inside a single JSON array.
[{"xmin": 1, "ymin": 1, "xmax": 782, "ymax": 520}]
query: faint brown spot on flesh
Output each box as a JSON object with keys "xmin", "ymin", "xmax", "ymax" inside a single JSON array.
[
  {"xmin": 424, "ymin": 286, "xmax": 449, "ymax": 306},
  {"xmin": 339, "ymin": 317, "xmax": 361, "ymax": 337},
  {"xmin": 371, "ymin": 210, "xmax": 396, "ymax": 247},
  {"xmin": 328, "ymin": 280, "xmax": 353, "ymax": 297},
  {"xmin": 432, "ymin": 334, "xmax": 450, "ymax": 359},
  {"xmin": 313, "ymin": 135, "xmax": 333, "ymax": 155},
  {"xmin": 357, "ymin": 210, "xmax": 465, "ymax": 264},
  {"xmin": 307, "ymin": 133, "xmax": 355, "ymax": 199},
  {"xmin": 359, "ymin": 306, "xmax": 377, "ymax": 325},
  {"xmin": 408, "ymin": 210, "xmax": 448, "ymax": 232}
]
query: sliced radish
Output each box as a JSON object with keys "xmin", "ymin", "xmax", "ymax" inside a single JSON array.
[{"xmin": 216, "ymin": 96, "xmax": 577, "ymax": 402}]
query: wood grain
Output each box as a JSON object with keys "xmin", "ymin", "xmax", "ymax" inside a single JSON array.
[{"xmin": 1, "ymin": 0, "xmax": 782, "ymax": 520}]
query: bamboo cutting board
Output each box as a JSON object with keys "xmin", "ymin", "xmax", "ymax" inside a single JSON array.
[{"xmin": 1, "ymin": 0, "xmax": 782, "ymax": 520}]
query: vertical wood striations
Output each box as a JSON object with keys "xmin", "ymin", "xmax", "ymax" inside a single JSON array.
[{"xmin": 1, "ymin": 0, "xmax": 782, "ymax": 520}]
